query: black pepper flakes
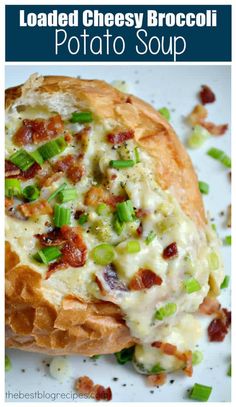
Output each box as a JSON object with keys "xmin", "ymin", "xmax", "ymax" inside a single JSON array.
[{"xmin": 113, "ymin": 377, "xmax": 118, "ymax": 382}]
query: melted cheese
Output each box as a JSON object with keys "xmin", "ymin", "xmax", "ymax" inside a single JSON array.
[{"xmin": 5, "ymin": 99, "xmax": 224, "ymax": 374}]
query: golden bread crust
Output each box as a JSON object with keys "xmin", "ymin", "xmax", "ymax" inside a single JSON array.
[{"xmin": 5, "ymin": 76, "xmax": 205, "ymax": 355}]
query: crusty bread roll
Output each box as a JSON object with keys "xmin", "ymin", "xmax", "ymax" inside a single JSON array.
[{"xmin": 5, "ymin": 76, "xmax": 223, "ymax": 374}]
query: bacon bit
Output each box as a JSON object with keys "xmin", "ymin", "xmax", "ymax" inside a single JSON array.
[
  {"xmin": 136, "ymin": 222, "xmax": 143, "ymax": 237},
  {"xmin": 201, "ymin": 121, "xmax": 228, "ymax": 136},
  {"xmin": 19, "ymin": 199, "xmax": 53, "ymax": 218},
  {"xmin": 75, "ymin": 376, "xmax": 112, "ymax": 401},
  {"xmin": 200, "ymin": 85, "xmax": 216, "ymax": 105},
  {"xmin": 107, "ymin": 130, "xmax": 134, "ymax": 145},
  {"xmin": 5, "ymin": 160, "xmax": 21, "ymax": 178},
  {"xmin": 66, "ymin": 162, "xmax": 84, "ymax": 184},
  {"xmin": 129, "ymin": 269, "xmax": 162, "ymax": 291},
  {"xmin": 208, "ymin": 318, "xmax": 228, "ymax": 342},
  {"xmin": 152, "ymin": 341, "xmax": 177, "ymax": 355},
  {"xmin": 227, "ymin": 204, "xmax": 231, "ymax": 228},
  {"xmin": 103, "ymin": 264, "xmax": 127, "ymax": 292},
  {"xmin": 95, "ymin": 276, "xmax": 107, "ymax": 296},
  {"xmin": 199, "ymin": 296, "xmax": 220, "ymax": 315},
  {"xmin": 35, "ymin": 228, "xmax": 66, "ymax": 246},
  {"xmin": 74, "ymin": 210, "xmax": 85, "ymax": 220},
  {"xmin": 147, "ymin": 373, "xmax": 167, "ymax": 387},
  {"xmin": 222, "ymin": 308, "xmax": 231, "ymax": 327},
  {"xmin": 53, "ymin": 154, "xmax": 74, "ymax": 172},
  {"xmin": 13, "ymin": 115, "xmax": 64, "ymax": 145},
  {"xmin": 105, "ymin": 194, "xmax": 125, "ymax": 208},
  {"xmin": 74, "ymin": 126, "xmax": 91, "ymax": 148},
  {"xmin": 45, "ymin": 226, "xmax": 87, "ymax": 278},
  {"xmin": 162, "ymin": 242, "xmax": 178, "ymax": 260},
  {"xmin": 5, "ymin": 197, "xmax": 14, "ymax": 209},
  {"xmin": 188, "ymin": 104, "xmax": 208, "ymax": 126},
  {"xmin": 38, "ymin": 171, "xmax": 63, "ymax": 188},
  {"xmin": 135, "ymin": 208, "xmax": 149, "ymax": 218},
  {"xmin": 5, "ymin": 160, "xmax": 41, "ymax": 180},
  {"xmin": 183, "ymin": 350, "xmax": 193, "ymax": 377},
  {"xmin": 84, "ymin": 186, "xmax": 125, "ymax": 209}
]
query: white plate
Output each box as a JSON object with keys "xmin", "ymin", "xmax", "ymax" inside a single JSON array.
[{"xmin": 5, "ymin": 65, "xmax": 231, "ymax": 402}]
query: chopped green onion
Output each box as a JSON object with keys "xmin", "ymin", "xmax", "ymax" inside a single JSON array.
[
  {"xmin": 23, "ymin": 185, "xmax": 40, "ymax": 201},
  {"xmin": 90, "ymin": 355, "xmax": 101, "ymax": 360},
  {"xmin": 211, "ymin": 223, "xmax": 217, "ymax": 232},
  {"xmin": 207, "ymin": 147, "xmax": 231, "ymax": 168},
  {"xmin": 227, "ymin": 364, "xmax": 231, "ymax": 377},
  {"xmin": 208, "ymin": 251, "xmax": 219, "ymax": 270},
  {"xmin": 5, "ymin": 178, "xmax": 22, "ymax": 198},
  {"xmin": 34, "ymin": 246, "xmax": 62, "ymax": 265},
  {"xmin": 96, "ymin": 203, "xmax": 108, "ymax": 216},
  {"xmin": 199, "ymin": 181, "xmax": 209, "ymax": 195},
  {"xmin": 116, "ymin": 200, "xmax": 135, "ymax": 223},
  {"xmin": 30, "ymin": 150, "xmax": 44, "ymax": 165},
  {"xmin": 115, "ymin": 347, "xmax": 135, "ymax": 365},
  {"xmin": 78, "ymin": 213, "xmax": 88, "ymax": 225},
  {"xmin": 109, "ymin": 159, "xmax": 135, "ymax": 169},
  {"xmin": 220, "ymin": 275, "xmax": 230, "ymax": 289},
  {"xmin": 48, "ymin": 183, "xmax": 67, "ymax": 202},
  {"xmin": 224, "ymin": 235, "xmax": 231, "ymax": 246},
  {"xmin": 189, "ymin": 383, "xmax": 212, "ymax": 402},
  {"xmin": 92, "ymin": 243, "xmax": 115, "ymax": 266},
  {"xmin": 150, "ymin": 363, "xmax": 165, "ymax": 374},
  {"xmin": 187, "ymin": 125, "xmax": 209, "ymax": 149},
  {"xmin": 53, "ymin": 204, "xmax": 71, "ymax": 227},
  {"xmin": 37, "ymin": 137, "xmax": 68, "ymax": 161},
  {"xmin": 125, "ymin": 240, "xmax": 141, "ymax": 254},
  {"xmin": 184, "ymin": 278, "xmax": 201, "ymax": 294},
  {"xmin": 145, "ymin": 231, "xmax": 156, "ymax": 245},
  {"xmin": 134, "ymin": 147, "xmax": 140, "ymax": 163},
  {"xmin": 5, "ymin": 355, "xmax": 12, "ymax": 372},
  {"xmin": 155, "ymin": 302, "xmax": 177, "ymax": 320},
  {"xmin": 9, "ymin": 149, "xmax": 35, "ymax": 171},
  {"xmin": 192, "ymin": 350, "xmax": 203, "ymax": 366},
  {"xmin": 158, "ymin": 107, "xmax": 170, "ymax": 121},
  {"xmin": 113, "ymin": 215, "xmax": 125, "ymax": 235},
  {"xmin": 70, "ymin": 111, "xmax": 93, "ymax": 123},
  {"xmin": 58, "ymin": 188, "xmax": 78, "ymax": 203}
]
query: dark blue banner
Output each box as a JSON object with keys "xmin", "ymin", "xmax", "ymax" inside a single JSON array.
[{"xmin": 5, "ymin": 5, "xmax": 231, "ymax": 62}]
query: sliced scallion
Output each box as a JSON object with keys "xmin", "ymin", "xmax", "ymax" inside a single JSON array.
[
  {"xmin": 145, "ymin": 231, "xmax": 156, "ymax": 245},
  {"xmin": 9, "ymin": 149, "xmax": 35, "ymax": 171},
  {"xmin": 91, "ymin": 243, "xmax": 115, "ymax": 266},
  {"xmin": 208, "ymin": 251, "xmax": 219, "ymax": 270},
  {"xmin": 207, "ymin": 147, "xmax": 231, "ymax": 168},
  {"xmin": 227, "ymin": 364, "xmax": 231, "ymax": 377},
  {"xmin": 189, "ymin": 383, "xmax": 212, "ymax": 402},
  {"xmin": 34, "ymin": 246, "xmax": 62, "ymax": 265},
  {"xmin": 47, "ymin": 183, "xmax": 67, "ymax": 202},
  {"xmin": 116, "ymin": 200, "xmax": 135, "ymax": 223},
  {"xmin": 187, "ymin": 125, "xmax": 209, "ymax": 149},
  {"xmin": 5, "ymin": 178, "xmax": 22, "ymax": 198},
  {"xmin": 5, "ymin": 355, "xmax": 12, "ymax": 372},
  {"xmin": 115, "ymin": 347, "xmax": 135, "ymax": 365},
  {"xmin": 192, "ymin": 350, "xmax": 203, "ymax": 366},
  {"xmin": 184, "ymin": 278, "xmax": 201, "ymax": 294},
  {"xmin": 109, "ymin": 159, "xmax": 135, "ymax": 169},
  {"xmin": 125, "ymin": 240, "xmax": 141, "ymax": 254},
  {"xmin": 113, "ymin": 215, "xmax": 125, "ymax": 235},
  {"xmin": 78, "ymin": 213, "xmax": 88, "ymax": 225},
  {"xmin": 37, "ymin": 137, "xmax": 68, "ymax": 161},
  {"xmin": 53, "ymin": 204, "xmax": 71, "ymax": 227},
  {"xmin": 30, "ymin": 150, "xmax": 44, "ymax": 165},
  {"xmin": 198, "ymin": 181, "xmax": 209, "ymax": 195},
  {"xmin": 150, "ymin": 363, "xmax": 165, "ymax": 374},
  {"xmin": 158, "ymin": 107, "xmax": 170, "ymax": 121},
  {"xmin": 23, "ymin": 185, "xmax": 40, "ymax": 201},
  {"xmin": 155, "ymin": 303, "xmax": 177, "ymax": 320},
  {"xmin": 134, "ymin": 147, "xmax": 140, "ymax": 163},
  {"xmin": 220, "ymin": 275, "xmax": 230, "ymax": 289},
  {"xmin": 224, "ymin": 235, "xmax": 231, "ymax": 246},
  {"xmin": 96, "ymin": 203, "xmax": 108, "ymax": 216},
  {"xmin": 58, "ymin": 188, "xmax": 78, "ymax": 203},
  {"xmin": 70, "ymin": 111, "xmax": 93, "ymax": 123}
]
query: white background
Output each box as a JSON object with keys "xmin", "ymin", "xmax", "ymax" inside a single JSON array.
[{"xmin": 5, "ymin": 65, "xmax": 231, "ymax": 402}]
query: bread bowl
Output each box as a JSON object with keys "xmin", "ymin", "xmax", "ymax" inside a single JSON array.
[{"xmin": 5, "ymin": 75, "xmax": 224, "ymax": 376}]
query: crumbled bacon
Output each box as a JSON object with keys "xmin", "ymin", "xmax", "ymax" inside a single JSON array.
[
  {"xmin": 66, "ymin": 162, "xmax": 84, "ymax": 184},
  {"xmin": 84, "ymin": 186, "xmax": 125, "ymax": 209},
  {"xmin": 151, "ymin": 341, "xmax": 193, "ymax": 376},
  {"xmin": 44, "ymin": 226, "xmax": 87, "ymax": 278},
  {"xmin": 162, "ymin": 242, "xmax": 178, "ymax": 260},
  {"xmin": 147, "ymin": 373, "xmax": 167, "ymax": 387},
  {"xmin": 53, "ymin": 154, "xmax": 84, "ymax": 184},
  {"xmin": 35, "ymin": 228, "xmax": 66, "ymax": 246},
  {"xmin": 136, "ymin": 222, "xmax": 143, "ymax": 237},
  {"xmin": 75, "ymin": 376, "xmax": 112, "ymax": 401},
  {"xmin": 18, "ymin": 199, "xmax": 53, "ymax": 218},
  {"xmin": 107, "ymin": 130, "xmax": 134, "ymax": 144},
  {"xmin": 200, "ymin": 85, "xmax": 216, "ymax": 105},
  {"xmin": 129, "ymin": 269, "xmax": 162, "ymax": 291},
  {"xmin": 183, "ymin": 350, "xmax": 193, "ymax": 377},
  {"xmin": 201, "ymin": 122, "xmax": 228, "ymax": 136},
  {"xmin": 103, "ymin": 264, "xmax": 127, "ymax": 292},
  {"xmin": 199, "ymin": 296, "xmax": 220, "ymax": 315},
  {"xmin": 5, "ymin": 197, "xmax": 14, "ymax": 209},
  {"xmin": 188, "ymin": 104, "xmax": 228, "ymax": 136},
  {"xmin": 74, "ymin": 126, "xmax": 91, "ymax": 148},
  {"xmin": 135, "ymin": 208, "xmax": 149, "ymax": 218},
  {"xmin": 208, "ymin": 318, "xmax": 228, "ymax": 342},
  {"xmin": 152, "ymin": 341, "xmax": 177, "ymax": 355},
  {"xmin": 5, "ymin": 160, "xmax": 41, "ymax": 180},
  {"xmin": 13, "ymin": 115, "xmax": 64, "ymax": 145},
  {"xmin": 53, "ymin": 154, "xmax": 74, "ymax": 172}
]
